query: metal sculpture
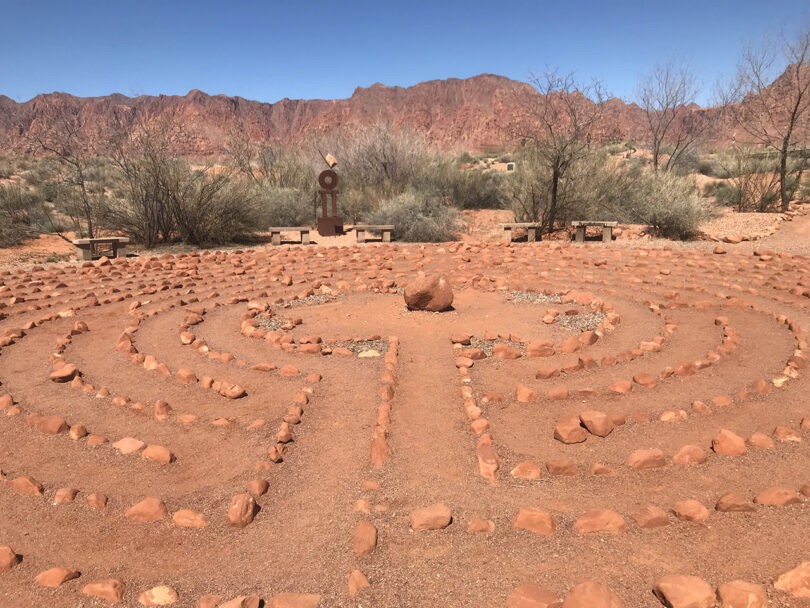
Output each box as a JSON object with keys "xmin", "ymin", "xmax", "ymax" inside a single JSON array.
[{"xmin": 317, "ymin": 153, "xmax": 343, "ymax": 236}]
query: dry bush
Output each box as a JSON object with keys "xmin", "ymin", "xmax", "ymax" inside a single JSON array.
[{"xmin": 0, "ymin": 185, "xmax": 46, "ymax": 247}]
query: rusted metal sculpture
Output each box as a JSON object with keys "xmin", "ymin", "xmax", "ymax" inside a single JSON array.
[{"xmin": 317, "ymin": 153, "xmax": 343, "ymax": 236}]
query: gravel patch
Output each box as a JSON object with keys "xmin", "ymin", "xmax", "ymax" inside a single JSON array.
[
  {"xmin": 282, "ymin": 294, "xmax": 337, "ymax": 308},
  {"xmin": 505, "ymin": 290, "xmax": 563, "ymax": 304},
  {"xmin": 330, "ymin": 339, "xmax": 389, "ymax": 354},
  {"xmin": 470, "ymin": 337, "xmax": 523, "ymax": 356},
  {"xmin": 557, "ymin": 311, "xmax": 607, "ymax": 332}
]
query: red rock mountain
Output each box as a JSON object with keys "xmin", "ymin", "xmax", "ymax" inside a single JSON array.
[{"xmin": 0, "ymin": 70, "xmax": 792, "ymax": 157}]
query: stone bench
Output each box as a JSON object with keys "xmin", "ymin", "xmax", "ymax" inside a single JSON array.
[
  {"xmin": 72, "ymin": 237, "xmax": 130, "ymax": 261},
  {"xmin": 502, "ymin": 222, "xmax": 542, "ymax": 242},
  {"xmin": 268, "ymin": 227, "xmax": 311, "ymax": 246},
  {"xmin": 571, "ymin": 221, "xmax": 618, "ymax": 243},
  {"xmin": 355, "ymin": 225, "xmax": 394, "ymax": 243}
]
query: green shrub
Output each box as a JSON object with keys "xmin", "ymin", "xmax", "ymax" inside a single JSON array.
[
  {"xmin": 253, "ymin": 186, "xmax": 313, "ymax": 227},
  {"xmin": 366, "ymin": 192, "xmax": 460, "ymax": 242},
  {"xmin": 635, "ymin": 172, "xmax": 712, "ymax": 239}
]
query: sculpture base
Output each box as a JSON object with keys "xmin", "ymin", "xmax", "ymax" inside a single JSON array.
[{"xmin": 317, "ymin": 216, "xmax": 344, "ymax": 237}]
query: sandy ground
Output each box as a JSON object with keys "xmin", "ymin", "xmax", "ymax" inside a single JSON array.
[{"xmin": 0, "ymin": 210, "xmax": 809, "ymax": 606}]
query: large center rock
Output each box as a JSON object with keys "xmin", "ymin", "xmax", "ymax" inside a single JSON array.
[{"xmin": 404, "ymin": 273, "xmax": 454, "ymax": 312}]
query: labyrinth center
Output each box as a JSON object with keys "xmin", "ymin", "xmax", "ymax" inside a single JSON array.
[{"xmin": 0, "ymin": 242, "xmax": 808, "ymax": 607}]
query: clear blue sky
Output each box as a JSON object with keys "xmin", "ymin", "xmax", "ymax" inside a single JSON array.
[{"xmin": 1, "ymin": 0, "xmax": 808, "ymax": 105}]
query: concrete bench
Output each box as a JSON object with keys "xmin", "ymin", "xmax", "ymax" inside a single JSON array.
[
  {"xmin": 502, "ymin": 222, "xmax": 542, "ymax": 242},
  {"xmin": 571, "ymin": 221, "xmax": 618, "ymax": 243},
  {"xmin": 269, "ymin": 227, "xmax": 311, "ymax": 246},
  {"xmin": 355, "ymin": 225, "xmax": 394, "ymax": 243},
  {"xmin": 72, "ymin": 237, "xmax": 130, "ymax": 261}
]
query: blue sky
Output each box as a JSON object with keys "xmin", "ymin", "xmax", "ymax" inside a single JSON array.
[{"xmin": 1, "ymin": 0, "xmax": 808, "ymax": 105}]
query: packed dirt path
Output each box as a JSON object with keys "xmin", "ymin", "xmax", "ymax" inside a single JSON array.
[{"xmin": 0, "ymin": 240, "xmax": 809, "ymax": 608}]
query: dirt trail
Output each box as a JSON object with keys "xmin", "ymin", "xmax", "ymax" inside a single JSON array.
[{"xmin": 390, "ymin": 327, "xmax": 469, "ymax": 492}]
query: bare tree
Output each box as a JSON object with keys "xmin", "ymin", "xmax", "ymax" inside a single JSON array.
[
  {"xmin": 106, "ymin": 108, "xmax": 186, "ymax": 247},
  {"xmin": 507, "ymin": 70, "xmax": 607, "ymax": 235},
  {"xmin": 637, "ymin": 62, "xmax": 707, "ymax": 171},
  {"xmin": 728, "ymin": 26, "xmax": 810, "ymax": 211},
  {"xmin": 31, "ymin": 100, "xmax": 96, "ymax": 239},
  {"xmin": 227, "ymin": 121, "xmax": 312, "ymax": 190}
]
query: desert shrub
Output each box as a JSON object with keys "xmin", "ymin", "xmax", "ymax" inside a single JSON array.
[
  {"xmin": 0, "ymin": 185, "xmax": 46, "ymax": 247},
  {"xmin": 508, "ymin": 149, "xmax": 710, "ymax": 239},
  {"xmin": 632, "ymin": 171, "xmax": 711, "ymax": 239},
  {"xmin": 0, "ymin": 157, "xmax": 16, "ymax": 179},
  {"xmin": 253, "ymin": 185, "xmax": 313, "ymax": 227},
  {"xmin": 164, "ymin": 164, "xmax": 258, "ymax": 246},
  {"xmin": 698, "ymin": 158, "xmax": 723, "ymax": 177},
  {"xmin": 456, "ymin": 151, "xmax": 475, "ymax": 164},
  {"xmin": 38, "ymin": 181, "xmax": 61, "ymax": 202},
  {"xmin": 702, "ymin": 181, "xmax": 738, "ymax": 206},
  {"xmin": 366, "ymin": 191, "xmax": 460, "ymax": 242},
  {"xmin": 670, "ymin": 148, "xmax": 702, "ymax": 175},
  {"xmin": 421, "ymin": 161, "xmax": 504, "ymax": 210}
]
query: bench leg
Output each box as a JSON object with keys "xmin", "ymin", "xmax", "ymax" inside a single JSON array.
[
  {"xmin": 77, "ymin": 247, "xmax": 92, "ymax": 261},
  {"xmin": 527, "ymin": 227, "xmax": 536, "ymax": 242},
  {"xmin": 575, "ymin": 226, "xmax": 585, "ymax": 243},
  {"xmin": 504, "ymin": 228, "xmax": 512, "ymax": 242},
  {"xmin": 301, "ymin": 232, "xmax": 310, "ymax": 245},
  {"xmin": 602, "ymin": 226, "xmax": 612, "ymax": 244},
  {"xmin": 382, "ymin": 230, "xmax": 391, "ymax": 243},
  {"xmin": 357, "ymin": 230, "xmax": 365, "ymax": 244},
  {"xmin": 271, "ymin": 232, "xmax": 280, "ymax": 246}
]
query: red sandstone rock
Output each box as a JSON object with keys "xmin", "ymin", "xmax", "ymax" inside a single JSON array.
[
  {"xmin": 137, "ymin": 585, "xmax": 179, "ymax": 606},
  {"xmin": 82, "ymin": 579, "xmax": 126, "ymax": 603},
  {"xmin": 507, "ymin": 584, "xmax": 559, "ymax": 608},
  {"xmin": 511, "ymin": 462, "xmax": 543, "ymax": 479},
  {"xmin": 547, "ymin": 459, "xmax": 577, "ymax": 476},
  {"xmin": 712, "ymin": 430, "xmax": 746, "ymax": 456},
  {"xmin": 353, "ymin": 520, "xmax": 377, "ymax": 555},
  {"xmin": 632, "ymin": 506, "xmax": 669, "ymax": 528},
  {"xmin": 672, "ymin": 445, "xmax": 708, "ymax": 465},
  {"xmin": 0, "ymin": 546, "xmax": 19, "ymax": 572},
  {"xmin": 404, "ymin": 273, "xmax": 454, "ymax": 312},
  {"xmin": 554, "ymin": 416, "xmax": 587, "ymax": 444},
  {"xmin": 627, "ymin": 449, "xmax": 666, "ymax": 470},
  {"xmin": 716, "ymin": 580, "xmax": 767, "ymax": 608},
  {"xmin": 50, "ymin": 364, "xmax": 78, "ymax": 382},
  {"xmin": 267, "ymin": 593, "xmax": 321, "ymax": 608},
  {"xmin": 579, "ymin": 410, "xmax": 614, "ymax": 437},
  {"xmin": 754, "ymin": 487, "xmax": 801, "ymax": 506},
  {"xmin": 347, "ymin": 570, "xmax": 370, "ymax": 596},
  {"xmin": 516, "ymin": 384, "xmax": 539, "ymax": 402},
  {"xmin": 715, "ymin": 493, "xmax": 755, "ymax": 513},
  {"xmin": 125, "ymin": 497, "xmax": 168, "ymax": 522},
  {"xmin": 774, "ymin": 562, "xmax": 810, "ymax": 598},
  {"xmin": 513, "ymin": 508, "xmax": 556, "ymax": 535},
  {"xmin": 142, "ymin": 445, "xmax": 174, "ymax": 464},
  {"xmin": 653, "ymin": 574, "xmax": 715, "ymax": 608},
  {"xmin": 562, "ymin": 581, "xmax": 625, "ymax": 608},
  {"xmin": 172, "ymin": 509, "xmax": 209, "ymax": 528},
  {"xmin": 410, "ymin": 504, "xmax": 452, "ymax": 530},
  {"xmin": 227, "ymin": 494, "xmax": 257, "ymax": 527},
  {"xmin": 633, "ymin": 373, "xmax": 657, "ymax": 388},
  {"xmin": 672, "ymin": 499, "xmax": 709, "ymax": 522},
  {"xmin": 9, "ymin": 475, "xmax": 43, "ymax": 496},
  {"xmin": 35, "ymin": 567, "xmax": 80, "ymax": 587},
  {"xmin": 574, "ymin": 509, "xmax": 626, "ymax": 534}
]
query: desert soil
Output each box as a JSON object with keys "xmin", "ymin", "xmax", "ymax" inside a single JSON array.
[{"xmin": 0, "ymin": 213, "xmax": 809, "ymax": 607}]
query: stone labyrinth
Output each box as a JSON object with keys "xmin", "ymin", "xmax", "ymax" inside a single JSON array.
[{"xmin": 0, "ymin": 241, "xmax": 809, "ymax": 608}]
